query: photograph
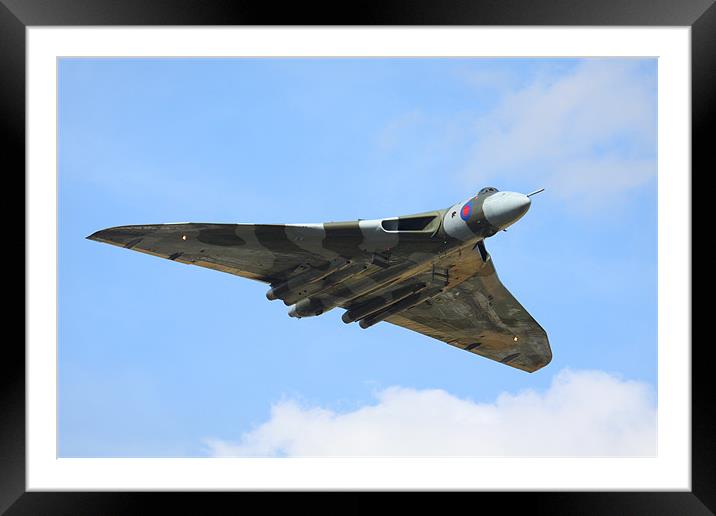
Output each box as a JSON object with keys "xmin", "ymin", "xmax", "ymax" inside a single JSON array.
[
  {"xmin": 7, "ymin": 2, "xmax": 709, "ymax": 509},
  {"xmin": 58, "ymin": 56, "xmax": 658, "ymax": 458}
]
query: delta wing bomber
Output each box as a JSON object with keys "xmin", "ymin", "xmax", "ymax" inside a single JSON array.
[{"xmin": 88, "ymin": 187, "xmax": 552, "ymax": 372}]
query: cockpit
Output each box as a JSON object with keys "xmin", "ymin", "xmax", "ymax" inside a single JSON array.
[{"xmin": 478, "ymin": 187, "xmax": 499, "ymax": 195}]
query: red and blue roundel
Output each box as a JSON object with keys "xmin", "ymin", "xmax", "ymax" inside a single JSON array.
[{"xmin": 460, "ymin": 201, "xmax": 473, "ymax": 221}]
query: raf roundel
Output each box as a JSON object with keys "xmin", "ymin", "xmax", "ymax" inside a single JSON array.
[{"xmin": 460, "ymin": 202, "xmax": 472, "ymax": 221}]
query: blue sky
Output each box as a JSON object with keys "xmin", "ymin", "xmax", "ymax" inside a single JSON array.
[{"xmin": 58, "ymin": 58, "xmax": 657, "ymax": 457}]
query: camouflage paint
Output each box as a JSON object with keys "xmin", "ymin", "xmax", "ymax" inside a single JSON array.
[{"xmin": 87, "ymin": 188, "xmax": 551, "ymax": 372}]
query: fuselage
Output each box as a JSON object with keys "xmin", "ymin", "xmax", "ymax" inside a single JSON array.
[{"xmin": 286, "ymin": 187, "xmax": 532, "ymax": 318}]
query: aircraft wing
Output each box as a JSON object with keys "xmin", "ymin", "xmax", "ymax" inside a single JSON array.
[
  {"xmin": 383, "ymin": 252, "xmax": 552, "ymax": 373},
  {"xmin": 87, "ymin": 223, "xmax": 336, "ymax": 284}
]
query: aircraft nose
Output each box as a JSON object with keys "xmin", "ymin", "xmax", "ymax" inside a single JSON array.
[{"xmin": 483, "ymin": 192, "xmax": 531, "ymax": 230}]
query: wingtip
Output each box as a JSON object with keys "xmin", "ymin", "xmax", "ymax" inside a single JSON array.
[
  {"xmin": 85, "ymin": 225, "xmax": 142, "ymax": 246},
  {"xmin": 86, "ymin": 227, "xmax": 117, "ymax": 242},
  {"xmin": 526, "ymin": 350, "xmax": 553, "ymax": 373}
]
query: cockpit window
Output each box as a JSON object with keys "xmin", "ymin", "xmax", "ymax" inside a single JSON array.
[{"xmin": 478, "ymin": 187, "xmax": 499, "ymax": 194}]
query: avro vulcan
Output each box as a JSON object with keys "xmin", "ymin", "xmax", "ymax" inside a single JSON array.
[{"xmin": 88, "ymin": 187, "xmax": 551, "ymax": 372}]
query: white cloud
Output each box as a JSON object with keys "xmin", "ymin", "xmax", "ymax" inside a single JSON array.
[
  {"xmin": 464, "ymin": 60, "xmax": 657, "ymax": 208},
  {"xmin": 204, "ymin": 369, "xmax": 656, "ymax": 457}
]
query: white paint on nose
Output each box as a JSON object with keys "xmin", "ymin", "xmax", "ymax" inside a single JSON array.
[{"xmin": 483, "ymin": 192, "xmax": 531, "ymax": 230}]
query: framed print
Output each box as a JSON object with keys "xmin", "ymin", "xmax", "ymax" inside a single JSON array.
[{"xmin": 6, "ymin": 0, "xmax": 712, "ymax": 513}]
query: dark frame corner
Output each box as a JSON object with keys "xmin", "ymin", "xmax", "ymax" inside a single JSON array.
[{"xmin": 5, "ymin": 0, "xmax": 711, "ymax": 513}]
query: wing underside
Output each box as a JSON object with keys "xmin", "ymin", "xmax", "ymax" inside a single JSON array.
[
  {"xmin": 87, "ymin": 223, "xmax": 332, "ymax": 283},
  {"xmin": 383, "ymin": 254, "xmax": 551, "ymax": 372}
]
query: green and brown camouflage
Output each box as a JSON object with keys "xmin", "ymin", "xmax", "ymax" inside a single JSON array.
[{"xmin": 87, "ymin": 187, "xmax": 551, "ymax": 372}]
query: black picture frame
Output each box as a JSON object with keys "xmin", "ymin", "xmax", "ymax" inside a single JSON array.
[{"xmin": 4, "ymin": 1, "xmax": 710, "ymax": 513}]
